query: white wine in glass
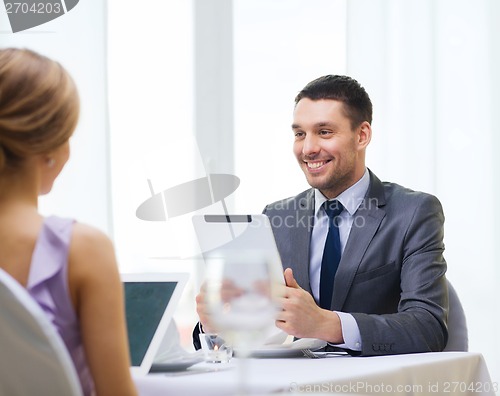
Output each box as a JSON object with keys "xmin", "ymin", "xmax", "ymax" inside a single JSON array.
[{"xmin": 204, "ymin": 252, "xmax": 282, "ymax": 393}]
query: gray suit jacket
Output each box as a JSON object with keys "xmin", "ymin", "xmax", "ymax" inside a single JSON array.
[{"xmin": 263, "ymin": 170, "xmax": 448, "ymax": 356}]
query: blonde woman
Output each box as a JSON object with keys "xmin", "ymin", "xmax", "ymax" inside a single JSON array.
[{"xmin": 0, "ymin": 48, "xmax": 137, "ymax": 396}]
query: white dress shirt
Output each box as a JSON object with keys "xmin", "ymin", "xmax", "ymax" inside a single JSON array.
[{"xmin": 309, "ymin": 168, "xmax": 370, "ymax": 351}]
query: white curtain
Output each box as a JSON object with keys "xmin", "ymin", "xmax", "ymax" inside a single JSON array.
[{"xmin": 346, "ymin": 0, "xmax": 500, "ymax": 377}]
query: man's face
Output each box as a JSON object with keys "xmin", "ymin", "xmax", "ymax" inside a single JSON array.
[{"xmin": 292, "ymin": 98, "xmax": 369, "ymax": 199}]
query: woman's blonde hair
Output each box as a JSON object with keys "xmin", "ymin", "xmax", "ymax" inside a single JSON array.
[{"xmin": 0, "ymin": 48, "xmax": 80, "ymax": 173}]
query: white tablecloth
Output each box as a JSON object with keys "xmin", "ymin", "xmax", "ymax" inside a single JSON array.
[{"xmin": 134, "ymin": 352, "xmax": 495, "ymax": 395}]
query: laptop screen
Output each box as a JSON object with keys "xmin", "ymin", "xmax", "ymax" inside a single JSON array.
[{"xmin": 124, "ymin": 281, "xmax": 177, "ymax": 366}]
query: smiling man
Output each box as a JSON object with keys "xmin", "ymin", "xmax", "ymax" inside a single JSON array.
[{"xmin": 263, "ymin": 75, "xmax": 449, "ymax": 356}]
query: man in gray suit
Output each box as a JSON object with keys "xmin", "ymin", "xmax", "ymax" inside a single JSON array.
[
  {"xmin": 194, "ymin": 75, "xmax": 448, "ymax": 356},
  {"xmin": 264, "ymin": 75, "xmax": 448, "ymax": 356}
]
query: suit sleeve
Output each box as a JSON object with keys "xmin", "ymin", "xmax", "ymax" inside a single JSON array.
[
  {"xmin": 351, "ymin": 194, "xmax": 449, "ymax": 356},
  {"xmin": 192, "ymin": 322, "xmax": 203, "ymax": 350}
]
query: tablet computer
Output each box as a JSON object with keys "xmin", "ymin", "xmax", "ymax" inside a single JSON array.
[
  {"xmin": 122, "ymin": 272, "xmax": 188, "ymax": 375},
  {"xmin": 192, "ymin": 214, "xmax": 285, "ymax": 285}
]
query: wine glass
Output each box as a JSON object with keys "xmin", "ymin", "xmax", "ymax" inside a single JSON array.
[{"xmin": 204, "ymin": 251, "xmax": 282, "ymax": 393}]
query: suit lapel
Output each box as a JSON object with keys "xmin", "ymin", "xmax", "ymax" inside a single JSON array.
[
  {"xmin": 331, "ymin": 171, "xmax": 387, "ymax": 310},
  {"xmin": 288, "ymin": 189, "xmax": 315, "ymax": 293}
]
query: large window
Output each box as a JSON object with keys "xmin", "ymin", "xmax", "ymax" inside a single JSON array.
[{"xmin": 107, "ymin": 1, "xmax": 500, "ymax": 376}]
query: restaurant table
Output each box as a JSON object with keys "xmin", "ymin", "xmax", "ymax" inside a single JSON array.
[{"xmin": 134, "ymin": 352, "xmax": 496, "ymax": 395}]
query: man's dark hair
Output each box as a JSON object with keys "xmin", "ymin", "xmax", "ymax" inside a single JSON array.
[{"xmin": 294, "ymin": 75, "xmax": 373, "ymax": 129}]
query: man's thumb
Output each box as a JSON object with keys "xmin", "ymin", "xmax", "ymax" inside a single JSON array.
[{"xmin": 284, "ymin": 268, "xmax": 300, "ymax": 289}]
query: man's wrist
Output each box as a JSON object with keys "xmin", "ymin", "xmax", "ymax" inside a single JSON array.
[{"xmin": 316, "ymin": 309, "xmax": 344, "ymax": 343}]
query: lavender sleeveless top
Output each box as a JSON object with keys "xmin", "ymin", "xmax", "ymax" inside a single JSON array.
[{"xmin": 27, "ymin": 216, "xmax": 95, "ymax": 396}]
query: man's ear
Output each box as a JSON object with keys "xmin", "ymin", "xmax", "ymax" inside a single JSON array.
[{"xmin": 357, "ymin": 121, "xmax": 372, "ymax": 150}]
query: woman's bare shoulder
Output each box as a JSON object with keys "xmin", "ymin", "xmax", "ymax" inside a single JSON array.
[
  {"xmin": 69, "ymin": 222, "xmax": 118, "ymax": 277},
  {"xmin": 71, "ymin": 222, "xmax": 112, "ymax": 246}
]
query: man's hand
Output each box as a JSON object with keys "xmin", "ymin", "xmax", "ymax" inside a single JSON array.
[
  {"xmin": 275, "ymin": 268, "xmax": 344, "ymax": 343},
  {"xmin": 196, "ymin": 279, "xmax": 245, "ymax": 333}
]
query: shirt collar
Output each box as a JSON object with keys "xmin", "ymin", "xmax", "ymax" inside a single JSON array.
[{"xmin": 314, "ymin": 168, "xmax": 370, "ymax": 217}]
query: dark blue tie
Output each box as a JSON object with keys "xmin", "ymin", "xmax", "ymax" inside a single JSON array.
[{"xmin": 319, "ymin": 200, "xmax": 344, "ymax": 309}]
